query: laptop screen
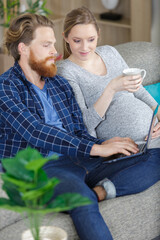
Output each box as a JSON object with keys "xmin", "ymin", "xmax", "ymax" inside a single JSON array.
[{"xmin": 146, "ymin": 104, "xmax": 159, "ymax": 149}]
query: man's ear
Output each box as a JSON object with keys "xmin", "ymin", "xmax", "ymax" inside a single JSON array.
[{"xmin": 18, "ymin": 42, "xmax": 28, "ymax": 55}]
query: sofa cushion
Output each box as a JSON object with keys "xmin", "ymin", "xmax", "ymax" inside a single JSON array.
[
  {"xmin": 115, "ymin": 42, "xmax": 160, "ymax": 86},
  {"xmin": 144, "ymin": 82, "xmax": 160, "ymax": 105}
]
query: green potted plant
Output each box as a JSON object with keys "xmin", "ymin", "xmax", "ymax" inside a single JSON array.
[
  {"xmin": 0, "ymin": 147, "xmax": 91, "ymax": 240},
  {"xmin": 0, "ymin": 0, "xmax": 52, "ymax": 28}
]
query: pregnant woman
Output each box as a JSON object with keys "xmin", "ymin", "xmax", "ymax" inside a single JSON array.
[{"xmin": 57, "ymin": 6, "xmax": 160, "ymax": 142}]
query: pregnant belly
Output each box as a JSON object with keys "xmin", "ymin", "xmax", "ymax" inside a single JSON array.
[{"xmin": 96, "ymin": 96, "xmax": 154, "ymax": 141}]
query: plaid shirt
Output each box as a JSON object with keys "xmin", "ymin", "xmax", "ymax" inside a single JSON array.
[{"xmin": 0, "ymin": 62, "xmax": 102, "ymax": 159}]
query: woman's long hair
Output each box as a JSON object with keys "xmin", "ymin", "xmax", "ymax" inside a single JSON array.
[{"xmin": 63, "ymin": 6, "xmax": 99, "ymax": 59}]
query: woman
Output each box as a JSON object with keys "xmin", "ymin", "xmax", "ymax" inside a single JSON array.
[{"xmin": 57, "ymin": 6, "xmax": 160, "ymax": 142}]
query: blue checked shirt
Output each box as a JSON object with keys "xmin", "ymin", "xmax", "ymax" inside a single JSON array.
[{"xmin": 0, "ymin": 62, "xmax": 102, "ymax": 159}]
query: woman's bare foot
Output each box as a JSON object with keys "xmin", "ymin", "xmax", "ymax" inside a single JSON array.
[{"xmin": 93, "ymin": 185, "xmax": 107, "ymax": 201}]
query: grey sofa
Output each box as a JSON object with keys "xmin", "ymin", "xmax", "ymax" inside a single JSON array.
[{"xmin": 0, "ymin": 42, "xmax": 160, "ymax": 240}]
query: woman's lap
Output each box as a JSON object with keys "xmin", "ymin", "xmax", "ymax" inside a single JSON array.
[{"xmin": 86, "ymin": 148, "xmax": 160, "ymax": 196}]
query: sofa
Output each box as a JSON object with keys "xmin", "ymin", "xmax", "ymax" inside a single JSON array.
[{"xmin": 0, "ymin": 41, "xmax": 160, "ymax": 240}]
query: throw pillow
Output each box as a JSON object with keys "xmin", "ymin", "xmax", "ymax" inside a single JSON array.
[{"xmin": 144, "ymin": 82, "xmax": 160, "ymax": 105}]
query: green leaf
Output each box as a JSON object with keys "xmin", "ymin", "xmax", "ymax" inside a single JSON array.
[
  {"xmin": 26, "ymin": 0, "xmax": 32, "ymax": 8},
  {"xmin": 1, "ymin": 182, "xmax": 25, "ymax": 206},
  {"xmin": 41, "ymin": 0, "xmax": 47, "ymax": 8},
  {"xmin": 33, "ymin": 0, "xmax": 40, "ymax": 9},
  {"xmin": 26, "ymin": 154, "xmax": 58, "ymax": 171},
  {"xmin": 2, "ymin": 158, "xmax": 34, "ymax": 182},
  {"xmin": 47, "ymin": 193, "xmax": 92, "ymax": 212},
  {"xmin": 35, "ymin": 169, "xmax": 48, "ymax": 188},
  {"xmin": 2, "ymin": 174, "xmax": 35, "ymax": 190},
  {"xmin": 0, "ymin": 198, "xmax": 30, "ymax": 213},
  {"xmin": 26, "ymin": 158, "xmax": 48, "ymax": 171},
  {"xmin": 22, "ymin": 178, "xmax": 60, "ymax": 203},
  {"xmin": 42, "ymin": 7, "xmax": 53, "ymax": 15},
  {"xmin": 1, "ymin": 148, "xmax": 45, "ymax": 181},
  {"xmin": 0, "ymin": 192, "xmax": 92, "ymax": 215},
  {"xmin": 0, "ymin": 198, "xmax": 16, "ymax": 206}
]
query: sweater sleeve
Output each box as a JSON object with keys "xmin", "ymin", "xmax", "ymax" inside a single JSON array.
[
  {"xmin": 108, "ymin": 46, "xmax": 158, "ymax": 108},
  {"xmin": 57, "ymin": 66, "xmax": 104, "ymax": 137},
  {"xmin": 57, "ymin": 45, "xmax": 128, "ymax": 137},
  {"xmin": 133, "ymin": 85, "xmax": 157, "ymax": 108}
]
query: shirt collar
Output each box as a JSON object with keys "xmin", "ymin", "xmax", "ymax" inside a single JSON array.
[{"xmin": 13, "ymin": 61, "xmax": 51, "ymax": 86}]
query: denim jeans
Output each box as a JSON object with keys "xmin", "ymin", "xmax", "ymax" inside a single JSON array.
[{"xmin": 43, "ymin": 148, "xmax": 160, "ymax": 240}]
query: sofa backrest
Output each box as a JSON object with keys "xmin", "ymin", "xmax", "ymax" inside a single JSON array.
[{"xmin": 115, "ymin": 42, "xmax": 160, "ymax": 86}]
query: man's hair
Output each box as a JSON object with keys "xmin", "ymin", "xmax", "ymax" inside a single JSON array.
[
  {"xmin": 63, "ymin": 6, "xmax": 99, "ymax": 59},
  {"xmin": 5, "ymin": 13, "xmax": 54, "ymax": 61}
]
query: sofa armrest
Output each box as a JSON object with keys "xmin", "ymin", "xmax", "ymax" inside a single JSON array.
[{"xmin": 115, "ymin": 42, "xmax": 160, "ymax": 86}]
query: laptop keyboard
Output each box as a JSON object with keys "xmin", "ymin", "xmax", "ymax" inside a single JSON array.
[
  {"xmin": 125, "ymin": 142, "xmax": 146, "ymax": 157},
  {"xmin": 138, "ymin": 143, "xmax": 146, "ymax": 152},
  {"xmin": 104, "ymin": 142, "xmax": 147, "ymax": 163}
]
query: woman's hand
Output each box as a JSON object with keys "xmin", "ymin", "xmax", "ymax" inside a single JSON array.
[
  {"xmin": 152, "ymin": 122, "xmax": 160, "ymax": 139},
  {"xmin": 108, "ymin": 75, "xmax": 143, "ymax": 93},
  {"xmin": 94, "ymin": 74, "xmax": 142, "ymax": 119},
  {"xmin": 90, "ymin": 137, "xmax": 139, "ymax": 157}
]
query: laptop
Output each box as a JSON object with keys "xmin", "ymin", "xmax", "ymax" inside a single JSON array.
[{"xmin": 103, "ymin": 104, "xmax": 159, "ymax": 163}]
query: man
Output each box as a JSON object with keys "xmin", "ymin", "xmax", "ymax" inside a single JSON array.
[{"xmin": 0, "ymin": 13, "xmax": 160, "ymax": 240}]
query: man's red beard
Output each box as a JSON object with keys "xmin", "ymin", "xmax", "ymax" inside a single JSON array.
[{"xmin": 29, "ymin": 49, "xmax": 57, "ymax": 77}]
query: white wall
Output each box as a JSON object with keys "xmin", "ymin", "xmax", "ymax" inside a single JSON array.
[{"xmin": 151, "ymin": 0, "xmax": 160, "ymax": 46}]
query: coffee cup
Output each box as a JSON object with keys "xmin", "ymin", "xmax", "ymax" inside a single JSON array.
[{"xmin": 123, "ymin": 68, "xmax": 146, "ymax": 80}]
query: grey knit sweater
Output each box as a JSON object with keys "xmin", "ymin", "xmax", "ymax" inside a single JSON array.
[{"xmin": 57, "ymin": 45, "xmax": 157, "ymax": 141}]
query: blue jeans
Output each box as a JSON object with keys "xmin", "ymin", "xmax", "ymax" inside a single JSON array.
[{"xmin": 43, "ymin": 148, "xmax": 160, "ymax": 240}]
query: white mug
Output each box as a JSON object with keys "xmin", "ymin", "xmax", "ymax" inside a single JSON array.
[{"xmin": 123, "ymin": 68, "xmax": 146, "ymax": 79}]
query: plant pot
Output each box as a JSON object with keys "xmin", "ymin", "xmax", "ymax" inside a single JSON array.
[{"xmin": 21, "ymin": 226, "xmax": 68, "ymax": 240}]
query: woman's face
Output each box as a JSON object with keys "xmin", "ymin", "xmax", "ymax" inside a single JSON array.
[{"xmin": 65, "ymin": 24, "xmax": 99, "ymax": 61}]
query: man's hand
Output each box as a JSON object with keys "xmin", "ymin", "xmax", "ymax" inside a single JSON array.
[{"xmin": 90, "ymin": 137, "xmax": 139, "ymax": 157}]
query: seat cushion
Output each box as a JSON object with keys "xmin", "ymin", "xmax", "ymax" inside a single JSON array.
[{"xmin": 144, "ymin": 82, "xmax": 160, "ymax": 105}]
